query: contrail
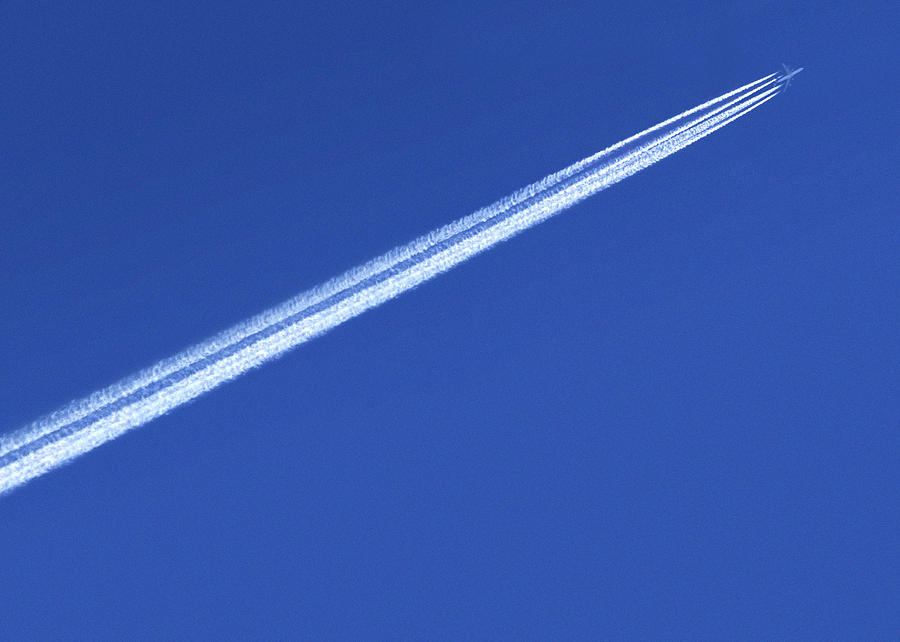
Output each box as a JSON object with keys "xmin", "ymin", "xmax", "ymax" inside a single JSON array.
[
  {"xmin": 0, "ymin": 70, "xmax": 791, "ymax": 495},
  {"xmin": 0, "ymin": 71, "xmax": 778, "ymax": 461}
]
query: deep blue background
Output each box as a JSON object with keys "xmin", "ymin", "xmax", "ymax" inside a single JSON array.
[{"xmin": 1, "ymin": 1, "xmax": 897, "ymax": 637}]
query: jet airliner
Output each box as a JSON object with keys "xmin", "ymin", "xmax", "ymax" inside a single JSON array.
[{"xmin": 778, "ymin": 64, "xmax": 805, "ymax": 88}]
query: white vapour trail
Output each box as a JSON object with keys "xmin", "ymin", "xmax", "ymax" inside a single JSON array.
[
  {"xmin": 0, "ymin": 72, "xmax": 784, "ymax": 494},
  {"xmin": 0, "ymin": 71, "xmax": 777, "ymax": 460}
]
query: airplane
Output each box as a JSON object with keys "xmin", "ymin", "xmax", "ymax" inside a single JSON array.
[{"xmin": 777, "ymin": 64, "xmax": 805, "ymax": 88}]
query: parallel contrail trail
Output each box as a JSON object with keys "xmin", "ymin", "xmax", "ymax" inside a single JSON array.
[{"xmin": 0, "ymin": 70, "xmax": 791, "ymax": 495}]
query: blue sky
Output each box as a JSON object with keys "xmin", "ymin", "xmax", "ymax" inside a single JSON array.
[{"xmin": 1, "ymin": 1, "xmax": 897, "ymax": 637}]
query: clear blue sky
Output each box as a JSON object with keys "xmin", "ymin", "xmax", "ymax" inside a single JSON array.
[{"xmin": 1, "ymin": 1, "xmax": 896, "ymax": 637}]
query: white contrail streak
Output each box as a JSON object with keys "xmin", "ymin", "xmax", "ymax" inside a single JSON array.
[
  {"xmin": 0, "ymin": 71, "xmax": 778, "ymax": 460},
  {"xmin": 0, "ymin": 71, "xmax": 789, "ymax": 495}
]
